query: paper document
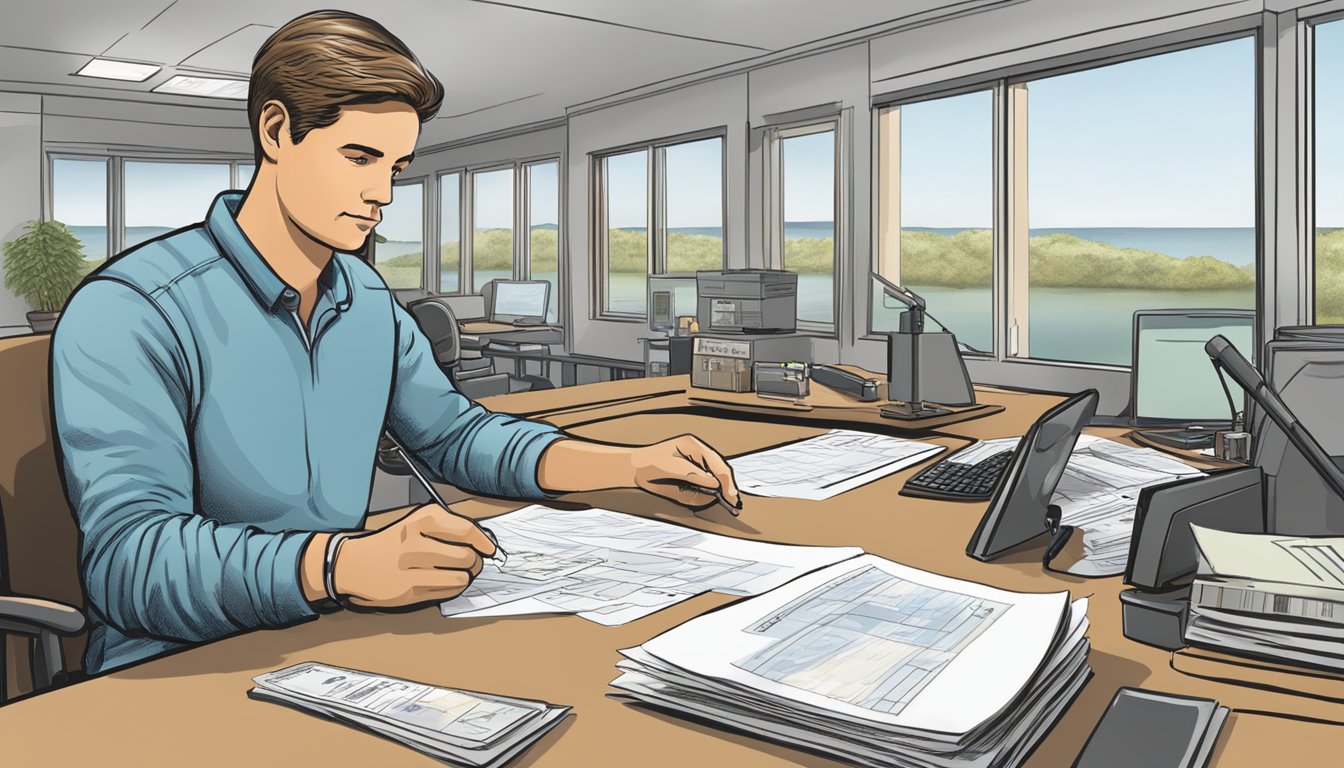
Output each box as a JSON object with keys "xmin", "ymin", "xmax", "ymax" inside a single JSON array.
[
  {"xmin": 1186, "ymin": 526, "xmax": 1344, "ymax": 670},
  {"xmin": 249, "ymin": 662, "xmax": 569, "ymax": 767},
  {"xmin": 439, "ymin": 505, "xmax": 862, "ymax": 625},
  {"xmin": 1052, "ymin": 436, "xmax": 1205, "ymax": 577},
  {"xmin": 729, "ymin": 429, "xmax": 945, "ymax": 500},
  {"xmin": 612, "ymin": 554, "xmax": 1091, "ymax": 768},
  {"xmin": 947, "ymin": 437, "xmax": 1021, "ymax": 466}
]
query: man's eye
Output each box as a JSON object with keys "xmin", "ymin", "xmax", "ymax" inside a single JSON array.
[
  {"xmin": 348, "ymin": 156, "xmax": 369, "ymax": 166},
  {"xmin": 392, "ymin": 167, "xmax": 403, "ymax": 177}
]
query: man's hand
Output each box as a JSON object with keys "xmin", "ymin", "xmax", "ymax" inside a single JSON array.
[
  {"xmin": 301, "ymin": 504, "xmax": 496, "ymax": 610},
  {"xmin": 629, "ymin": 435, "xmax": 743, "ymax": 510},
  {"xmin": 536, "ymin": 434, "xmax": 742, "ymax": 511}
]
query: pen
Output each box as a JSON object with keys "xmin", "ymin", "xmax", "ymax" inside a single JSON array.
[
  {"xmin": 383, "ymin": 434, "xmax": 508, "ymax": 567},
  {"xmin": 713, "ymin": 491, "xmax": 740, "ymax": 518}
]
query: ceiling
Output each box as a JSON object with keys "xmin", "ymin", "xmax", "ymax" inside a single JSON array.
[{"xmin": 1, "ymin": 1, "xmax": 1006, "ymax": 145}]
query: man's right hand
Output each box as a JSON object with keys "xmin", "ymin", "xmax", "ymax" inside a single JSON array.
[{"xmin": 301, "ymin": 504, "xmax": 497, "ymax": 610}]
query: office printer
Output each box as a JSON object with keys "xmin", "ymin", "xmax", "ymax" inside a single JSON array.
[{"xmin": 696, "ymin": 270, "xmax": 798, "ymax": 334}]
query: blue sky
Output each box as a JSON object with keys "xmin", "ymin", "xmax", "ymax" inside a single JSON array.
[{"xmin": 1320, "ymin": 19, "xmax": 1343, "ymax": 227}]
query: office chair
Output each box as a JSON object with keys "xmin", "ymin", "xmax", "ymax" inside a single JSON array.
[
  {"xmin": 407, "ymin": 297, "xmax": 552, "ymax": 399},
  {"xmin": 0, "ymin": 334, "xmax": 87, "ymax": 704}
]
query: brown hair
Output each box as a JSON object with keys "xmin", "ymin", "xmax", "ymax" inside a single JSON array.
[{"xmin": 248, "ymin": 10, "xmax": 443, "ymax": 163}]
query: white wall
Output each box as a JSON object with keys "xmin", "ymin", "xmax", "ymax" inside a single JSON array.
[{"xmin": 0, "ymin": 94, "xmax": 42, "ymax": 331}]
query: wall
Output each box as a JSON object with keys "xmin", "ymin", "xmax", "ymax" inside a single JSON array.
[{"xmin": 0, "ymin": 94, "xmax": 42, "ymax": 332}]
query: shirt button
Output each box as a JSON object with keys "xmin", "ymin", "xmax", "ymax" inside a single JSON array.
[{"xmin": 281, "ymin": 288, "xmax": 298, "ymax": 307}]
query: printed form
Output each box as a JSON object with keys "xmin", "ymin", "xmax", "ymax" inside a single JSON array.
[{"xmin": 729, "ymin": 429, "xmax": 945, "ymax": 501}]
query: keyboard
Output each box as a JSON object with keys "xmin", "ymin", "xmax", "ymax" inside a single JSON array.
[{"xmin": 901, "ymin": 449, "xmax": 1014, "ymax": 501}]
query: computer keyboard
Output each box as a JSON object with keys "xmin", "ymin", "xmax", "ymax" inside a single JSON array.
[{"xmin": 901, "ymin": 449, "xmax": 1014, "ymax": 501}]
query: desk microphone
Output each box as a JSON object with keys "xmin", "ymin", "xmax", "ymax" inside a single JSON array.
[{"xmin": 1204, "ymin": 334, "xmax": 1344, "ymax": 503}]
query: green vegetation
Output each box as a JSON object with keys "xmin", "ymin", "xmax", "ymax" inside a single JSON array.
[
  {"xmin": 3, "ymin": 219, "xmax": 87, "ymax": 311},
  {"xmin": 895, "ymin": 229, "xmax": 1256, "ymax": 291},
  {"xmin": 1316, "ymin": 229, "xmax": 1344, "ymax": 323}
]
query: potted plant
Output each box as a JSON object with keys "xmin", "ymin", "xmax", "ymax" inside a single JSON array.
[{"xmin": 3, "ymin": 219, "xmax": 86, "ymax": 332}]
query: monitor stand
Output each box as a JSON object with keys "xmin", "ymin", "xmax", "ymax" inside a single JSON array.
[{"xmin": 879, "ymin": 401, "xmax": 953, "ymax": 421}]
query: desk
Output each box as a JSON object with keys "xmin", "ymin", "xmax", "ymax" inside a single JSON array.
[{"xmin": 0, "ymin": 376, "xmax": 1335, "ymax": 766}]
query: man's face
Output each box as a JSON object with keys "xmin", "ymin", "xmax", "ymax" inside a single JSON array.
[{"xmin": 274, "ymin": 101, "xmax": 419, "ymax": 253}]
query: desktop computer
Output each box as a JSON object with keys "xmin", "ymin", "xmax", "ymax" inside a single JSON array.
[{"xmin": 484, "ymin": 280, "xmax": 550, "ymax": 326}]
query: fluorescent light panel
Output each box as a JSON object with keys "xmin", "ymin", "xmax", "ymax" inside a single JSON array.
[
  {"xmin": 75, "ymin": 58, "xmax": 161, "ymax": 82},
  {"xmin": 152, "ymin": 75, "xmax": 248, "ymax": 100}
]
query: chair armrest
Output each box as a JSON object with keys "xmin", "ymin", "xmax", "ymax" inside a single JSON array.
[{"xmin": 0, "ymin": 596, "xmax": 86, "ymax": 636}]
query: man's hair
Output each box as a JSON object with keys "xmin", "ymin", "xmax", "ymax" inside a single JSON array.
[{"xmin": 248, "ymin": 10, "xmax": 443, "ymax": 164}]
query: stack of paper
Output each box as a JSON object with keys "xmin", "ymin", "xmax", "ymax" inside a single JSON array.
[
  {"xmin": 611, "ymin": 555, "xmax": 1091, "ymax": 768},
  {"xmin": 729, "ymin": 429, "xmax": 946, "ymax": 500},
  {"xmin": 1186, "ymin": 525, "xmax": 1344, "ymax": 671},
  {"xmin": 440, "ymin": 505, "xmax": 863, "ymax": 625},
  {"xmin": 249, "ymin": 662, "xmax": 569, "ymax": 767},
  {"xmin": 1052, "ymin": 436, "xmax": 1205, "ymax": 576}
]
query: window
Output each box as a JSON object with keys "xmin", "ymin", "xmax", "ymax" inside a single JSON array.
[
  {"xmin": 876, "ymin": 91, "xmax": 993, "ymax": 353},
  {"xmin": 236, "ymin": 163, "xmax": 256, "ymax": 188},
  {"xmin": 439, "ymin": 172, "xmax": 462, "ymax": 294},
  {"xmin": 471, "ymin": 168, "xmax": 514, "ymax": 293},
  {"xmin": 51, "ymin": 157, "xmax": 109, "ymax": 272},
  {"xmin": 123, "ymin": 161, "xmax": 230, "ymax": 249},
  {"xmin": 664, "ymin": 138, "xmax": 724, "ymax": 273},
  {"xmin": 596, "ymin": 135, "xmax": 726, "ymax": 317},
  {"xmin": 600, "ymin": 149, "xmax": 649, "ymax": 314},
  {"xmin": 372, "ymin": 180, "xmax": 424, "ymax": 290},
  {"xmin": 1012, "ymin": 38, "xmax": 1256, "ymax": 365},
  {"xmin": 526, "ymin": 160, "xmax": 560, "ymax": 322},
  {"xmin": 1316, "ymin": 19, "xmax": 1344, "ymax": 323},
  {"xmin": 771, "ymin": 124, "xmax": 838, "ymax": 328}
]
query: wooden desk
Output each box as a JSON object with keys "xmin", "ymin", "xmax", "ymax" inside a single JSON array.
[{"xmin": 0, "ymin": 378, "xmax": 1335, "ymax": 766}]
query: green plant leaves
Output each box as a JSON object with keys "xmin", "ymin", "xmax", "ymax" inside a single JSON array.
[{"xmin": 3, "ymin": 219, "xmax": 88, "ymax": 312}]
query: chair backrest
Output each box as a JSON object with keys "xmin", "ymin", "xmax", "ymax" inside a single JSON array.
[
  {"xmin": 0, "ymin": 334, "xmax": 85, "ymax": 699},
  {"xmin": 409, "ymin": 298, "xmax": 461, "ymax": 366}
]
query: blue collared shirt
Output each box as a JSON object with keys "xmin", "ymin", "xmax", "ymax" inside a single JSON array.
[{"xmin": 51, "ymin": 192, "xmax": 565, "ymax": 674}]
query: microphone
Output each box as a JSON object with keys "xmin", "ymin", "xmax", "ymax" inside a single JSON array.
[{"xmin": 1205, "ymin": 334, "xmax": 1344, "ymax": 503}]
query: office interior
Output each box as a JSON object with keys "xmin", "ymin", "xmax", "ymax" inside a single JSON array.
[{"xmin": 3, "ymin": 1, "xmax": 1344, "ymax": 765}]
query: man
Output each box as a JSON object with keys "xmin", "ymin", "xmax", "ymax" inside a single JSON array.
[{"xmin": 50, "ymin": 10, "xmax": 740, "ymax": 675}]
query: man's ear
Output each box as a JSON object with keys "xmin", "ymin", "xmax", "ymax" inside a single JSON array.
[{"xmin": 257, "ymin": 100, "xmax": 290, "ymax": 164}]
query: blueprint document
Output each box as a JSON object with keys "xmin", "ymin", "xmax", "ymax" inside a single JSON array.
[
  {"xmin": 612, "ymin": 554, "xmax": 1088, "ymax": 768},
  {"xmin": 729, "ymin": 429, "xmax": 945, "ymax": 500},
  {"xmin": 439, "ymin": 505, "xmax": 862, "ymax": 625}
]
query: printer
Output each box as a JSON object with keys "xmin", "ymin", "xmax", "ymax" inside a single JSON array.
[{"xmin": 696, "ymin": 270, "xmax": 798, "ymax": 334}]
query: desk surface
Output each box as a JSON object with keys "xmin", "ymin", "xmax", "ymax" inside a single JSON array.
[{"xmin": 0, "ymin": 377, "xmax": 1334, "ymax": 765}]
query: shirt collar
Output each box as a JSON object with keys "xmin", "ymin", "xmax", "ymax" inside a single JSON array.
[{"xmin": 204, "ymin": 191, "xmax": 353, "ymax": 314}]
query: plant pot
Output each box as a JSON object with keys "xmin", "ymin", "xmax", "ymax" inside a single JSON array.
[{"xmin": 27, "ymin": 310, "xmax": 59, "ymax": 333}]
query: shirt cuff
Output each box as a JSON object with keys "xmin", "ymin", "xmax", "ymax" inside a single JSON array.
[{"xmin": 273, "ymin": 530, "xmax": 321, "ymax": 623}]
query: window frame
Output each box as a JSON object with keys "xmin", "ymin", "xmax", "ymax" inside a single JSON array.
[
  {"xmin": 591, "ymin": 129, "xmax": 727, "ymax": 321},
  {"xmin": 1307, "ymin": 10, "xmax": 1344, "ymax": 324},
  {"xmin": 871, "ymin": 26, "xmax": 1262, "ymax": 374},
  {"xmin": 45, "ymin": 150, "xmax": 249, "ymax": 259},
  {"xmin": 764, "ymin": 115, "xmax": 844, "ymax": 335}
]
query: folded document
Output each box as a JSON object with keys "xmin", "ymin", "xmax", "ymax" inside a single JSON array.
[
  {"xmin": 249, "ymin": 662, "xmax": 569, "ymax": 767},
  {"xmin": 612, "ymin": 554, "xmax": 1091, "ymax": 768}
]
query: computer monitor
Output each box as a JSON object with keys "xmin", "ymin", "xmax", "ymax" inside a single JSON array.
[
  {"xmin": 967, "ymin": 390, "xmax": 1099, "ymax": 561},
  {"xmin": 487, "ymin": 280, "xmax": 550, "ymax": 325},
  {"xmin": 1130, "ymin": 309, "xmax": 1255, "ymax": 426},
  {"xmin": 648, "ymin": 274, "xmax": 698, "ymax": 333}
]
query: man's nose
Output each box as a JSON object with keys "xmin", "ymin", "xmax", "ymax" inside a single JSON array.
[{"xmin": 364, "ymin": 176, "xmax": 393, "ymax": 207}]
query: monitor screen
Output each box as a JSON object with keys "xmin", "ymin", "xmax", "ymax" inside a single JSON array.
[
  {"xmin": 492, "ymin": 281, "xmax": 549, "ymax": 319},
  {"xmin": 1133, "ymin": 310, "xmax": 1254, "ymax": 423}
]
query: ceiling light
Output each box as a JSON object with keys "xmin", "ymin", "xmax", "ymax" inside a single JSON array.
[
  {"xmin": 152, "ymin": 75, "xmax": 249, "ymax": 100},
  {"xmin": 75, "ymin": 58, "xmax": 161, "ymax": 82}
]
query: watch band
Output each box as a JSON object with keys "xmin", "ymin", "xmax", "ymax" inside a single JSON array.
[{"xmin": 323, "ymin": 531, "xmax": 354, "ymax": 609}]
